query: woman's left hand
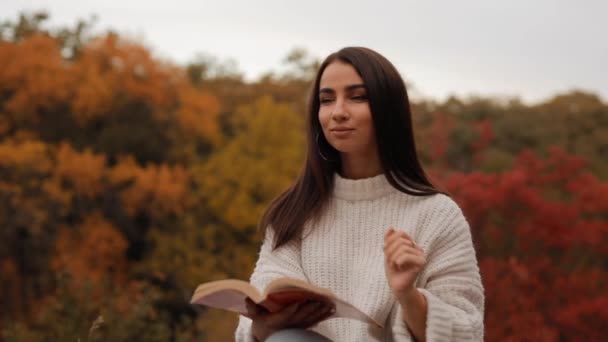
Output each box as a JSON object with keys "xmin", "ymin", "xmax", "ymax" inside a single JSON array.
[{"xmin": 383, "ymin": 227, "xmax": 426, "ymax": 300}]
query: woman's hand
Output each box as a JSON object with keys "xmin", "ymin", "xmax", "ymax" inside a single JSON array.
[
  {"xmin": 383, "ymin": 227, "xmax": 426, "ymax": 300},
  {"xmin": 245, "ymin": 297, "xmax": 335, "ymax": 341}
]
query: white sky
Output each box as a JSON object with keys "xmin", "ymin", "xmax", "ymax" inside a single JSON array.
[{"xmin": 2, "ymin": 0, "xmax": 607, "ymax": 103}]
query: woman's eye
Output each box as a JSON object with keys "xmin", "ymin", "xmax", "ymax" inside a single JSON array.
[
  {"xmin": 320, "ymin": 98, "xmax": 334, "ymax": 104},
  {"xmin": 352, "ymin": 95, "xmax": 368, "ymax": 101}
]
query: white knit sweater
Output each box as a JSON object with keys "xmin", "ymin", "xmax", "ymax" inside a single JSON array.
[{"xmin": 235, "ymin": 172, "xmax": 484, "ymax": 341}]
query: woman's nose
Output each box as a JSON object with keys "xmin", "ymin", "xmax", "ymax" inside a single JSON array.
[{"xmin": 331, "ymin": 99, "xmax": 348, "ymax": 120}]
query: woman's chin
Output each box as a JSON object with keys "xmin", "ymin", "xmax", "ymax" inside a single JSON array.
[{"xmin": 329, "ymin": 144, "xmax": 349, "ymax": 154}]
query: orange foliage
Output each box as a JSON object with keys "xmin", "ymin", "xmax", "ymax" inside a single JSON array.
[
  {"xmin": 70, "ymin": 34, "xmax": 176, "ymax": 125},
  {"xmin": 52, "ymin": 213, "xmax": 128, "ymax": 285},
  {"xmin": 0, "ymin": 139, "xmax": 52, "ymax": 172},
  {"xmin": 0, "ymin": 34, "xmax": 72, "ymax": 122},
  {"xmin": 54, "ymin": 143, "xmax": 106, "ymax": 198},
  {"xmin": 109, "ymin": 156, "xmax": 190, "ymax": 217},
  {"xmin": 175, "ymin": 85, "xmax": 221, "ymax": 142},
  {"xmin": 0, "ymin": 139, "xmax": 55, "ymax": 236},
  {"xmin": 0, "ymin": 31, "xmax": 221, "ymax": 145}
]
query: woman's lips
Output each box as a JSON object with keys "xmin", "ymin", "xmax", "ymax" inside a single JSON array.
[{"xmin": 330, "ymin": 129, "xmax": 354, "ymax": 138}]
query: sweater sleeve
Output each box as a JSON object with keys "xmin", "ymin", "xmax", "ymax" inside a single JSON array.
[
  {"xmin": 234, "ymin": 228, "xmax": 308, "ymax": 342},
  {"xmin": 390, "ymin": 197, "xmax": 485, "ymax": 341}
]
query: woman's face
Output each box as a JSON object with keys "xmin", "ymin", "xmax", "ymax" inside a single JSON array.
[{"xmin": 318, "ymin": 61, "xmax": 377, "ymax": 158}]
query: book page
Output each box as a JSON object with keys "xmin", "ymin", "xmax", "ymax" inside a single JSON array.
[
  {"xmin": 333, "ymin": 297, "xmax": 383, "ymax": 328},
  {"xmin": 193, "ymin": 289, "xmax": 250, "ymax": 315},
  {"xmin": 191, "ymin": 279, "xmax": 262, "ymax": 315},
  {"xmin": 264, "ymin": 278, "xmax": 335, "ymax": 298},
  {"xmin": 190, "ymin": 278, "xmax": 383, "ymax": 328},
  {"xmin": 264, "ymin": 278, "xmax": 383, "ymax": 328}
]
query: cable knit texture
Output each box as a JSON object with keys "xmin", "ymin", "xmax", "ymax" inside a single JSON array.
[{"xmin": 235, "ymin": 172, "xmax": 484, "ymax": 341}]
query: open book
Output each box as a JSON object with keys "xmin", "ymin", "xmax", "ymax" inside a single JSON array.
[{"xmin": 190, "ymin": 277, "xmax": 383, "ymax": 328}]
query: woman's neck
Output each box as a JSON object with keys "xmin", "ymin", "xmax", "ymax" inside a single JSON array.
[{"xmin": 339, "ymin": 150, "xmax": 383, "ymax": 180}]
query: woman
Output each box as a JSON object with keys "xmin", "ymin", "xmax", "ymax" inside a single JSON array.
[{"xmin": 235, "ymin": 47, "xmax": 484, "ymax": 341}]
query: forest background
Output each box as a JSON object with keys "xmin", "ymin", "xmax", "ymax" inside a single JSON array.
[{"xmin": 0, "ymin": 12, "xmax": 606, "ymax": 341}]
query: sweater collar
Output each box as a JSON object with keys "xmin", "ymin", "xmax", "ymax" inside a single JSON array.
[{"xmin": 333, "ymin": 171, "xmax": 397, "ymax": 201}]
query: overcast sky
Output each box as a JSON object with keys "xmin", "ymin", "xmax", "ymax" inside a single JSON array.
[{"xmin": 2, "ymin": 0, "xmax": 607, "ymax": 103}]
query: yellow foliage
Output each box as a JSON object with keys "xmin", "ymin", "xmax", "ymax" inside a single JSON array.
[{"xmin": 198, "ymin": 96, "xmax": 305, "ymax": 230}]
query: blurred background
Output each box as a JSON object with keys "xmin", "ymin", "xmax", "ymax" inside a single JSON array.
[{"xmin": 0, "ymin": 1, "xmax": 606, "ymax": 341}]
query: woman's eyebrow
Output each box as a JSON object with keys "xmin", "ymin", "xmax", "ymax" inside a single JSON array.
[{"xmin": 319, "ymin": 84, "xmax": 367, "ymax": 94}]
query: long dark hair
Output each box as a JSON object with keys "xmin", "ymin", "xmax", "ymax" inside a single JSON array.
[{"xmin": 260, "ymin": 47, "xmax": 443, "ymax": 249}]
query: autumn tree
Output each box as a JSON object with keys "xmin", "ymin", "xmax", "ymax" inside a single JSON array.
[{"xmin": 1, "ymin": 11, "xmax": 606, "ymax": 341}]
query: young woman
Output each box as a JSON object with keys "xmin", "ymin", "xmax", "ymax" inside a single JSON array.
[{"xmin": 235, "ymin": 47, "xmax": 484, "ymax": 341}]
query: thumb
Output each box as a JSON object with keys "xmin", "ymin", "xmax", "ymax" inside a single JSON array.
[{"xmin": 277, "ymin": 301, "xmax": 300, "ymax": 314}]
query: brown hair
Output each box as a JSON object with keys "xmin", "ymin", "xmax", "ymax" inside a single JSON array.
[{"xmin": 259, "ymin": 47, "xmax": 443, "ymax": 249}]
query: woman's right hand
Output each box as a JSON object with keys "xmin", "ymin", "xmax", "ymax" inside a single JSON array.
[{"xmin": 245, "ymin": 297, "xmax": 335, "ymax": 341}]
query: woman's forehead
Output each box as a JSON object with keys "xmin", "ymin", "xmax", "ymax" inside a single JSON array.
[{"xmin": 319, "ymin": 61, "xmax": 364, "ymax": 89}]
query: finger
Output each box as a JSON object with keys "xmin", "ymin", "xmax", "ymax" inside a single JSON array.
[
  {"xmin": 279, "ymin": 301, "xmax": 302, "ymax": 315},
  {"xmin": 384, "ymin": 227, "xmax": 396, "ymax": 243},
  {"xmin": 384, "ymin": 233, "xmax": 414, "ymax": 254},
  {"xmin": 401, "ymin": 233, "xmax": 419, "ymax": 249},
  {"xmin": 305, "ymin": 304, "xmax": 337, "ymax": 328},
  {"xmin": 384, "ymin": 236, "xmax": 414, "ymax": 259},
  {"xmin": 387, "ymin": 246, "xmax": 421, "ymax": 263},
  {"xmin": 385, "ymin": 232, "xmax": 412, "ymax": 246},
  {"xmin": 385, "ymin": 230, "xmax": 415, "ymax": 248},
  {"xmin": 399, "ymin": 231, "xmax": 415, "ymax": 243},
  {"xmin": 324, "ymin": 304, "xmax": 337, "ymax": 319},
  {"xmin": 265, "ymin": 301, "xmax": 301, "ymax": 327},
  {"xmin": 394, "ymin": 253, "xmax": 426, "ymax": 270},
  {"xmin": 288, "ymin": 300, "xmax": 323, "ymax": 324},
  {"xmin": 244, "ymin": 297, "xmax": 263, "ymax": 319},
  {"xmin": 397, "ymin": 232, "xmax": 422, "ymax": 251},
  {"xmin": 394, "ymin": 245, "xmax": 424, "ymax": 259},
  {"xmin": 322, "ymin": 302, "xmax": 336, "ymax": 319},
  {"xmin": 385, "ymin": 237, "xmax": 417, "ymax": 264},
  {"xmin": 387, "ymin": 246, "xmax": 420, "ymax": 269},
  {"xmin": 295, "ymin": 302, "xmax": 335, "ymax": 328}
]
